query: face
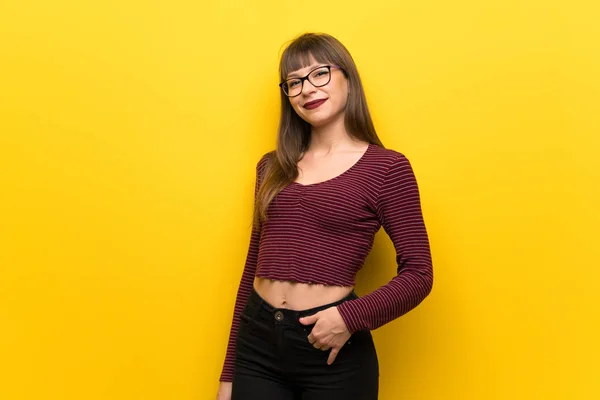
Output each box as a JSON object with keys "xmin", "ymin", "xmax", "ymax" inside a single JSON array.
[{"xmin": 284, "ymin": 55, "xmax": 349, "ymax": 128}]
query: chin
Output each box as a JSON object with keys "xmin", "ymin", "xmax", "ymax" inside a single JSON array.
[
  {"xmin": 304, "ymin": 117, "xmax": 330, "ymax": 128},
  {"xmin": 301, "ymin": 111, "xmax": 331, "ymax": 125}
]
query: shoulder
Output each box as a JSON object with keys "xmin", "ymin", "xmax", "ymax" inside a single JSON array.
[
  {"xmin": 367, "ymin": 144, "xmax": 411, "ymax": 171},
  {"xmin": 256, "ymin": 150, "xmax": 276, "ymax": 176},
  {"xmin": 257, "ymin": 150, "xmax": 275, "ymax": 165}
]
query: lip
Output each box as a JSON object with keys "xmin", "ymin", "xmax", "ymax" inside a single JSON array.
[{"xmin": 303, "ymin": 98, "xmax": 327, "ymax": 109}]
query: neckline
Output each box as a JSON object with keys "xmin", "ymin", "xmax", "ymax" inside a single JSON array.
[{"xmin": 291, "ymin": 143, "xmax": 373, "ymax": 187}]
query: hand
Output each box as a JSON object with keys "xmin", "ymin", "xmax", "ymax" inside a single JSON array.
[
  {"xmin": 216, "ymin": 381, "xmax": 232, "ymax": 400},
  {"xmin": 299, "ymin": 306, "xmax": 351, "ymax": 365}
]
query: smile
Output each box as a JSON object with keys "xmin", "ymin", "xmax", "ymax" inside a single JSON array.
[{"xmin": 303, "ymin": 99, "xmax": 327, "ymax": 110}]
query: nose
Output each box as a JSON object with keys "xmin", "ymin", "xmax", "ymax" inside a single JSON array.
[{"xmin": 301, "ymin": 78, "xmax": 318, "ymax": 95}]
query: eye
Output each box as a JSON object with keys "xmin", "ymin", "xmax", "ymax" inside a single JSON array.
[{"xmin": 288, "ymin": 79, "xmax": 301, "ymax": 88}]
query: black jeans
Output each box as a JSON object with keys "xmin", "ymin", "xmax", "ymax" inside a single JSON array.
[{"xmin": 231, "ymin": 288, "xmax": 379, "ymax": 399}]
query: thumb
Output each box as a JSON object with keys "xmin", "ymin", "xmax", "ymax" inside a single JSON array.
[{"xmin": 299, "ymin": 313, "xmax": 319, "ymax": 325}]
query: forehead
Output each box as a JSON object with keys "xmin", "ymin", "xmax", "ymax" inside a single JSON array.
[
  {"xmin": 287, "ymin": 64, "xmax": 326, "ymax": 79},
  {"xmin": 285, "ymin": 53, "xmax": 329, "ymax": 78}
]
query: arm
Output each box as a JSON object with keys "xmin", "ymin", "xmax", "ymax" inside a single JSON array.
[
  {"xmin": 337, "ymin": 153, "xmax": 433, "ymax": 333},
  {"xmin": 219, "ymin": 154, "xmax": 269, "ymax": 382}
]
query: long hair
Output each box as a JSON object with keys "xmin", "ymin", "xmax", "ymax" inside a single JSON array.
[{"xmin": 253, "ymin": 32, "xmax": 385, "ymax": 229}]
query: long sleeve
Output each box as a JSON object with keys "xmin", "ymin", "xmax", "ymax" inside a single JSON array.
[
  {"xmin": 219, "ymin": 154, "xmax": 269, "ymax": 382},
  {"xmin": 336, "ymin": 153, "xmax": 433, "ymax": 333}
]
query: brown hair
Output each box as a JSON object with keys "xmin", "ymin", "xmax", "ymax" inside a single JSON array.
[{"xmin": 253, "ymin": 32, "xmax": 385, "ymax": 229}]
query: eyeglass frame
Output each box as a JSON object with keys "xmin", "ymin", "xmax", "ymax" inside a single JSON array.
[{"xmin": 279, "ymin": 65, "xmax": 344, "ymax": 97}]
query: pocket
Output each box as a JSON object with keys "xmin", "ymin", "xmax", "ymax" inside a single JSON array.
[
  {"xmin": 239, "ymin": 311, "xmax": 252, "ymax": 325},
  {"xmin": 347, "ymin": 330, "xmax": 375, "ymax": 351},
  {"xmin": 238, "ymin": 303, "xmax": 257, "ymax": 333},
  {"xmin": 298, "ymin": 324, "xmax": 326, "ymax": 353}
]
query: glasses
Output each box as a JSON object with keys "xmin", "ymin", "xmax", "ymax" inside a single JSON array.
[{"xmin": 279, "ymin": 65, "xmax": 343, "ymax": 97}]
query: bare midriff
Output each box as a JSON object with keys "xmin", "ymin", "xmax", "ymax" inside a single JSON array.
[{"xmin": 253, "ymin": 276, "xmax": 354, "ymax": 310}]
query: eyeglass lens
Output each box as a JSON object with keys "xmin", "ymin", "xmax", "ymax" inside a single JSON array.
[{"xmin": 283, "ymin": 67, "xmax": 331, "ymax": 97}]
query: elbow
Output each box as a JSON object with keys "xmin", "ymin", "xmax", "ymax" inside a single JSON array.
[
  {"xmin": 424, "ymin": 272, "xmax": 433, "ymax": 298},
  {"xmin": 418, "ymin": 265, "xmax": 434, "ymax": 300},
  {"xmin": 398, "ymin": 258, "xmax": 434, "ymax": 304}
]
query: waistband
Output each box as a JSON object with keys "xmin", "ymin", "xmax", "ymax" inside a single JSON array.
[{"xmin": 247, "ymin": 286, "xmax": 359, "ymax": 326}]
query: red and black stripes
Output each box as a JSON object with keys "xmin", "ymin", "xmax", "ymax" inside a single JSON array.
[{"xmin": 219, "ymin": 143, "xmax": 433, "ymax": 382}]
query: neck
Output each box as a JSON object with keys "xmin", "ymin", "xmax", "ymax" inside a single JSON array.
[{"xmin": 308, "ymin": 113, "xmax": 357, "ymax": 153}]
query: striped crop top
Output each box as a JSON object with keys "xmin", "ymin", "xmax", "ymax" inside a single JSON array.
[{"xmin": 220, "ymin": 142, "xmax": 433, "ymax": 382}]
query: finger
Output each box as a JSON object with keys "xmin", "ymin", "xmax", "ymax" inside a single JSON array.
[
  {"xmin": 320, "ymin": 345, "xmax": 330, "ymax": 351},
  {"xmin": 327, "ymin": 348, "xmax": 340, "ymax": 365},
  {"xmin": 299, "ymin": 313, "xmax": 318, "ymax": 325},
  {"xmin": 311, "ymin": 339, "xmax": 323, "ymax": 350}
]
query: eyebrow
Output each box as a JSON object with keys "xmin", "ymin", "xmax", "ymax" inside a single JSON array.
[{"xmin": 287, "ymin": 64, "xmax": 325, "ymax": 79}]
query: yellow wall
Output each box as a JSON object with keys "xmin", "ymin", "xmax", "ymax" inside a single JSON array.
[{"xmin": 1, "ymin": 1, "xmax": 598, "ymax": 399}]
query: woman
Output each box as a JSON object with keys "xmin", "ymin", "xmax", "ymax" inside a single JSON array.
[{"xmin": 216, "ymin": 32, "xmax": 433, "ymax": 400}]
